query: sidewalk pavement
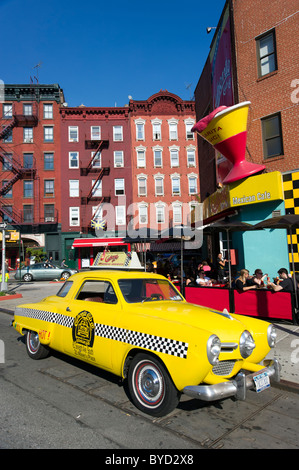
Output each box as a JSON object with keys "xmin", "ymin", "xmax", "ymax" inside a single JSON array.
[{"xmin": 1, "ymin": 280, "xmax": 298, "ymax": 390}]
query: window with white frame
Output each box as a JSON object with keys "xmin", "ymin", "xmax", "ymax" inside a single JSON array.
[
  {"xmin": 114, "ymin": 150, "xmax": 124, "ymax": 167},
  {"xmin": 91, "ymin": 126, "xmax": 101, "ymax": 140},
  {"xmin": 116, "ymin": 205, "xmax": 126, "ymax": 225},
  {"xmin": 154, "ymin": 175, "xmax": 164, "ymax": 196},
  {"xmin": 92, "ymin": 179, "xmax": 102, "ymax": 197},
  {"xmin": 113, "ymin": 126, "xmax": 123, "ymax": 141},
  {"xmin": 135, "ymin": 119, "xmax": 145, "ymax": 140},
  {"xmin": 168, "ymin": 120, "xmax": 178, "ymax": 140},
  {"xmin": 152, "ymin": 120, "xmax": 162, "ymax": 140},
  {"xmin": 153, "ymin": 147, "xmax": 163, "ymax": 167},
  {"xmin": 43, "ymin": 104, "xmax": 53, "ymax": 119},
  {"xmin": 69, "ymin": 126, "xmax": 78, "ymax": 142},
  {"xmin": 171, "ymin": 175, "xmax": 181, "ymax": 196},
  {"xmin": 92, "ymin": 205, "xmax": 103, "ymax": 221},
  {"xmin": 172, "ymin": 204, "xmax": 182, "ymax": 224},
  {"xmin": 44, "ymin": 179, "xmax": 54, "ymax": 197},
  {"xmin": 115, "ymin": 178, "xmax": 125, "ymax": 195},
  {"xmin": 23, "ymin": 104, "xmax": 32, "ymax": 116},
  {"xmin": 44, "ymin": 126, "xmax": 54, "ymax": 142},
  {"xmin": 170, "ymin": 148, "xmax": 179, "ymax": 167},
  {"xmin": 69, "ymin": 180, "xmax": 79, "ymax": 197},
  {"xmin": 137, "ymin": 176, "xmax": 147, "ymax": 196},
  {"xmin": 91, "ymin": 151, "xmax": 101, "ymax": 168},
  {"xmin": 185, "ymin": 120, "xmax": 195, "ymax": 140},
  {"xmin": 187, "ymin": 147, "xmax": 196, "ymax": 167},
  {"xmin": 188, "ymin": 174, "xmax": 197, "ymax": 195},
  {"xmin": 156, "ymin": 204, "xmax": 165, "ymax": 224},
  {"xmin": 139, "ymin": 204, "xmax": 148, "ymax": 225},
  {"xmin": 136, "ymin": 147, "xmax": 146, "ymax": 168},
  {"xmin": 70, "ymin": 207, "xmax": 80, "ymax": 226},
  {"xmin": 69, "ymin": 152, "xmax": 79, "ymax": 168},
  {"xmin": 23, "ymin": 127, "xmax": 33, "ymax": 143},
  {"xmin": 3, "ymin": 104, "xmax": 12, "ymax": 119}
]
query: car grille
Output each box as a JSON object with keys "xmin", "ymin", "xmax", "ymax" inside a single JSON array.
[{"xmin": 212, "ymin": 360, "xmax": 236, "ymax": 376}]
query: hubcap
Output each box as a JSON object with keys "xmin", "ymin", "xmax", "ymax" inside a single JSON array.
[
  {"xmin": 134, "ymin": 361, "xmax": 165, "ymax": 408},
  {"xmin": 29, "ymin": 332, "xmax": 39, "ymax": 353}
]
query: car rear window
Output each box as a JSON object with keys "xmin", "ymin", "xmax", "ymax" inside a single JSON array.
[{"xmin": 57, "ymin": 281, "xmax": 73, "ymax": 298}]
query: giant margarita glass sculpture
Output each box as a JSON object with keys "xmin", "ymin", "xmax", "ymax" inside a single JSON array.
[{"xmin": 192, "ymin": 101, "xmax": 265, "ymax": 184}]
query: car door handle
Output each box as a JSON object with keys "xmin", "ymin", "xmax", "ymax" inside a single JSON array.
[{"xmin": 66, "ymin": 307, "xmax": 71, "ymax": 312}]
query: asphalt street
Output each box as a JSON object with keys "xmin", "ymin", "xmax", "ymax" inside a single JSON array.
[{"xmin": 0, "ymin": 280, "xmax": 298, "ymax": 450}]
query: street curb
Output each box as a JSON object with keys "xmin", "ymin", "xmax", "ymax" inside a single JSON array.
[{"xmin": 0, "ymin": 294, "xmax": 22, "ymax": 301}]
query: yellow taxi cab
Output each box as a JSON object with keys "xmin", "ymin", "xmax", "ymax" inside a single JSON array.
[{"xmin": 11, "ymin": 270, "xmax": 280, "ymax": 416}]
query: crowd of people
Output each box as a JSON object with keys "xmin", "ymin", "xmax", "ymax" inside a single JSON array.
[{"xmin": 145, "ymin": 251, "xmax": 297, "ymax": 294}]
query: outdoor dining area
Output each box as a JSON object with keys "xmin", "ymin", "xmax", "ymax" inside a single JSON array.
[{"xmin": 132, "ymin": 215, "xmax": 299, "ymax": 325}]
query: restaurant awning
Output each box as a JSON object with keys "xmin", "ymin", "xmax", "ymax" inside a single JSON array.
[{"xmin": 71, "ymin": 237, "xmax": 128, "ymax": 248}]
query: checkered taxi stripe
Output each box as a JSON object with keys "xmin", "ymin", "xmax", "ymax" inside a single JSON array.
[{"xmin": 15, "ymin": 307, "xmax": 188, "ymax": 359}]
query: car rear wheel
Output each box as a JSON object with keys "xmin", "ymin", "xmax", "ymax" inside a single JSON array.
[
  {"xmin": 26, "ymin": 330, "xmax": 50, "ymax": 360},
  {"xmin": 128, "ymin": 353, "xmax": 180, "ymax": 417},
  {"xmin": 61, "ymin": 271, "xmax": 70, "ymax": 280},
  {"xmin": 23, "ymin": 273, "xmax": 33, "ymax": 282}
]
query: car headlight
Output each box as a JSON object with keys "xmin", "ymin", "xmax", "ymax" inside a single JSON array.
[
  {"xmin": 240, "ymin": 330, "xmax": 256, "ymax": 358},
  {"xmin": 267, "ymin": 324, "xmax": 277, "ymax": 348},
  {"xmin": 207, "ymin": 334, "xmax": 221, "ymax": 365}
]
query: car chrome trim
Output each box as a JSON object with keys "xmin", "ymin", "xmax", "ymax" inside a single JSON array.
[{"xmin": 183, "ymin": 359, "xmax": 281, "ymax": 401}]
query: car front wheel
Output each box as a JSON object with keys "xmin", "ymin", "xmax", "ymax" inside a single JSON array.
[
  {"xmin": 61, "ymin": 271, "xmax": 70, "ymax": 280},
  {"xmin": 128, "ymin": 353, "xmax": 180, "ymax": 417},
  {"xmin": 26, "ymin": 330, "xmax": 50, "ymax": 360}
]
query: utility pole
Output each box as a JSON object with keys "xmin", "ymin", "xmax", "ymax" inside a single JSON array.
[{"xmin": 0, "ymin": 222, "xmax": 8, "ymax": 291}]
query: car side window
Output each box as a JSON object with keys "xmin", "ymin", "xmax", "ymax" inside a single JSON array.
[{"xmin": 76, "ymin": 280, "xmax": 118, "ymax": 304}]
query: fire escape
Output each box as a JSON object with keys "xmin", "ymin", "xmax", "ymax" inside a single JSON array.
[
  {"xmin": 0, "ymin": 103, "xmax": 38, "ymax": 226},
  {"xmin": 80, "ymin": 133, "xmax": 110, "ymax": 233}
]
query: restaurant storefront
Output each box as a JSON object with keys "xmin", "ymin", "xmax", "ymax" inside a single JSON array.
[{"xmin": 202, "ymin": 171, "xmax": 289, "ymax": 280}]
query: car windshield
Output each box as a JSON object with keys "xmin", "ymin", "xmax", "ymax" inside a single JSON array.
[{"xmin": 118, "ymin": 278, "xmax": 183, "ymax": 303}]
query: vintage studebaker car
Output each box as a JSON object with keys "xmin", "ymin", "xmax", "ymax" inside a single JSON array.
[{"xmin": 11, "ymin": 270, "xmax": 280, "ymax": 416}]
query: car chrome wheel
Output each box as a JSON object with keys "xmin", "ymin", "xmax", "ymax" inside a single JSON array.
[
  {"xmin": 26, "ymin": 331, "xmax": 50, "ymax": 360},
  {"xmin": 128, "ymin": 353, "xmax": 180, "ymax": 417},
  {"xmin": 134, "ymin": 360, "xmax": 165, "ymax": 408}
]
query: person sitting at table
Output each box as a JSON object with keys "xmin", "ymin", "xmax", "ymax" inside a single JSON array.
[
  {"xmin": 235, "ymin": 269, "xmax": 257, "ymax": 292},
  {"xmin": 268, "ymin": 268, "xmax": 294, "ymax": 293},
  {"xmin": 196, "ymin": 270, "xmax": 212, "ymax": 286},
  {"xmin": 252, "ymin": 269, "xmax": 267, "ymax": 287}
]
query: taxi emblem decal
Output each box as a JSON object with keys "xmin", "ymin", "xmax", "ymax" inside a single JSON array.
[{"xmin": 72, "ymin": 310, "xmax": 95, "ymax": 348}]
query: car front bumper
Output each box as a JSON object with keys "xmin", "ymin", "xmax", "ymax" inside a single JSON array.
[{"xmin": 183, "ymin": 359, "xmax": 281, "ymax": 402}]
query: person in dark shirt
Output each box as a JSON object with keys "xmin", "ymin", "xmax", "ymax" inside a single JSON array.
[
  {"xmin": 235, "ymin": 269, "xmax": 257, "ymax": 292},
  {"xmin": 269, "ymin": 268, "xmax": 294, "ymax": 293}
]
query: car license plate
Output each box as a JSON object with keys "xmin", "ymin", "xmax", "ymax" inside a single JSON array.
[{"xmin": 253, "ymin": 372, "xmax": 270, "ymax": 393}]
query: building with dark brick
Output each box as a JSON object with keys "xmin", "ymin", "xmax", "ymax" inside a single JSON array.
[{"xmin": 0, "ymin": 84, "xmax": 64, "ymax": 266}]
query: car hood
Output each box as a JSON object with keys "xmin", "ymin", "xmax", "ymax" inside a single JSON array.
[{"xmin": 133, "ymin": 301, "xmax": 249, "ymax": 342}]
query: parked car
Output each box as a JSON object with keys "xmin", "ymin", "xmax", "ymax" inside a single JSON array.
[
  {"xmin": 14, "ymin": 262, "xmax": 78, "ymax": 282},
  {"xmin": 11, "ymin": 270, "xmax": 280, "ymax": 416}
]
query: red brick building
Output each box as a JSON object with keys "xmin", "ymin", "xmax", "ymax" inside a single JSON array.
[
  {"xmin": 0, "ymin": 84, "xmax": 64, "ymax": 265},
  {"xmin": 129, "ymin": 91, "xmax": 200, "ymax": 233},
  {"xmin": 194, "ymin": 0, "xmax": 299, "ymax": 198},
  {"xmin": 59, "ymin": 105, "xmax": 132, "ymax": 266}
]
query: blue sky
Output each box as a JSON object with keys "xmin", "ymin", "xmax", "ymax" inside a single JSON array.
[{"xmin": 0, "ymin": 0, "xmax": 226, "ymax": 107}]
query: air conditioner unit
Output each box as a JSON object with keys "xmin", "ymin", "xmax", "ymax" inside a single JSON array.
[
  {"xmin": 115, "ymin": 163, "xmax": 122, "ymax": 167},
  {"xmin": 45, "ymin": 217, "xmax": 54, "ymax": 222},
  {"xmin": 140, "ymin": 216, "xmax": 147, "ymax": 224},
  {"xmin": 187, "ymin": 132, "xmax": 194, "ymax": 139},
  {"xmin": 24, "ymin": 138, "xmax": 33, "ymax": 143}
]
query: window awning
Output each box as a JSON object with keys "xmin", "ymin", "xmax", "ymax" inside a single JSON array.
[{"xmin": 71, "ymin": 237, "xmax": 128, "ymax": 248}]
